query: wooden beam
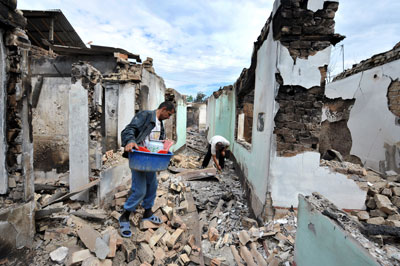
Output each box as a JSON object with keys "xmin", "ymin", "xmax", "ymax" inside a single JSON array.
[{"xmin": 40, "ymin": 17, "xmax": 66, "ymax": 46}]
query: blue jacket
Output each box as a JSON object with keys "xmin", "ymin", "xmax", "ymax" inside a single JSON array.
[{"xmin": 121, "ymin": 110, "xmax": 165, "ymax": 147}]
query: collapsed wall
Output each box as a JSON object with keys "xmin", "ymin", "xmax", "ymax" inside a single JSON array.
[
  {"xmin": 0, "ymin": 0, "xmax": 35, "ymax": 250},
  {"xmin": 325, "ymin": 42, "xmax": 400, "ymax": 174},
  {"xmin": 207, "ymin": 0, "xmax": 367, "ymax": 221},
  {"xmin": 295, "ymin": 193, "xmax": 399, "ymax": 266}
]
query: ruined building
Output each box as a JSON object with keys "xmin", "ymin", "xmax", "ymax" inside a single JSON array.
[{"xmin": 0, "ymin": 4, "xmax": 188, "ymax": 252}]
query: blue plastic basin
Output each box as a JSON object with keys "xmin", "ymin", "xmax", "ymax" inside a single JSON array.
[{"xmin": 129, "ymin": 150, "xmax": 173, "ymax": 172}]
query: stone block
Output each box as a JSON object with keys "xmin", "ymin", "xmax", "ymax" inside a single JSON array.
[
  {"xmin": 369, "ymin": 209, "xmax": 388, "ymax": 218},
  {"xmin": 50, "ymin": 246, "xmax": 69, "ymax": 263},
  {"xmin": 391, "ymin": 196, "xmax": 400, "ymax": 208},
  {"xmin": 122, "ymin": 239, "xmax": 137, "ymax": 262},
  {"xmin": 137, "ymin": 243, "xmax": 154, "ymax": 264},
  {"xmin": 366, "ymin": 217, "xmax": 385, "ymax": 225},
  {"xmin": 374, "ymin": 194, "xmax": 397, "ymax": 214},
  {"xmin": 0, "ymin": 200, "xmax": 35, "ymax": 249},
  {"xmin": 70, "ymin": 249, "xmax": 94, "ymax": 265},
  {"xmin": 166, "ymin": 229, "xmax": 184, "ymax": 248},
  {"xmin": 356, "ymin": 211, "xmax": 369, "ymax": 221},
  {"xmin": 392, "ymin": 187, "xmax": 400, "ymax": 197},
  {"xmin": 149, "ymin": 226, "xmax": 167, "ymax": 247}
]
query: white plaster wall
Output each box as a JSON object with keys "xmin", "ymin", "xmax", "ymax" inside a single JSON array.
[
  {"xmin": 69, "ymin": 80, "xmax": 89, "ymax": 201},
  {"xmin": 117, "ymin": 83, "xmax": 136, "ymax": 147},
  {"xmin": 278, "ymin": 45, "xmax": 331, "ymax": 89},
  {"xmin": 198, "ymin": 104, "xmax": 207, "ymax": 128},
  {"xmin": 0, "ymin": 30, "xmax": 7, "ymax": 194},
  {"xmin": 32, "ymin": 77, "xmax": 70, "ymax": 137},
  {"xmin": 141, "ymin": 69, "xmax": 166, "ymax": 110},
  {"xmin": 326, "ymin": 59, "xmax": 400, "ymax": 173},
  {"xmin": 270, "ymin": 152, "xmax": 366, "ymax": 209},
  {"xmin": 104, "ymin": 84, "xmax": 118, "ymax": 150}
]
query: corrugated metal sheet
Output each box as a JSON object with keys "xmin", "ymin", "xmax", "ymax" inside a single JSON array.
[{"xmin": 21, "ymin": 9, "xmax": 86, "ymax": 48}]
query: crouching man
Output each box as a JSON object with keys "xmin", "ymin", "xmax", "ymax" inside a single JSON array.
[
  {"xmin": 201, "ymin": 135, "xmax": 230, "ymax": 172},
  {"xmin": 118, "ymin": 101, "xmax": 175, "ymax": 237}
]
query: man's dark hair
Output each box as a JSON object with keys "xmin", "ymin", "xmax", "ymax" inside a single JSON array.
[{"xmin": 158, "ymin": 101, "xmax": 175, "ymax": 111}]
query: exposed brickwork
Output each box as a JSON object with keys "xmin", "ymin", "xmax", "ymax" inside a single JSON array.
[
  {"xmin": 3, "ymin": 28, "xmax": 32, "ymax": 203},
  {"xmin": 274, "ymin": 86, "xmax": 324, "ymax": 156},
  {"xmin": 273, "ymin": 0, "xmax": 344, "ymax": 59},
  {"xmin": 319, "ymin": 98, "xmax": 355, "ymax": 161},
  {"xmin": 387, "ymin": 79, "xmax": 400, "ymax": 117},
  {"xmin": 334, "ymin": 42, "xmax": 400, "ymax": 81}
]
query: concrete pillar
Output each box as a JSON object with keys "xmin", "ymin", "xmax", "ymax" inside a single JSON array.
[
  {"xmin": 104, "ymin": 84, "xmax": 119, "ymax": 151},
  {"xmin": 69, "ymin": 79, "xmax": 89, "ymax": 201},
  {"xmin": 0, "ymin": 30, "xmax": 8, "ymax": 194},
  {"xmin": 117, "ymin": 83, "xmax": 136, "ymax": 147}
]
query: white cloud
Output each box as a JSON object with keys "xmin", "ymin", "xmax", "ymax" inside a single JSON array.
[{"xmin": 18, "ymin": 0, "xmax": 399, "ymax": 94}]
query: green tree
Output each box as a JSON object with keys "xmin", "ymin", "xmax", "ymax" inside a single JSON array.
[
  {"xmin": 186, "ymin": 95, "xmax": 193, "ymax": 102},
  {"xmin": 194, "ymin": 92, "xmax": 206, "ymax": 103}
]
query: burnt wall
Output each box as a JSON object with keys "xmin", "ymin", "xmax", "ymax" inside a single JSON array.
[{"xmin": 274, "ymin": 85, "xmax": 323, "ymax": 156}]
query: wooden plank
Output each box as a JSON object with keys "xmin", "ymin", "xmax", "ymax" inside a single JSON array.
[
  {"xmin": 42, "ymin": 179, "xmax": 100, "ymax": 207},
  {"xmin": 176, "ymin": 168, "xmax": 219, "ymax": 181}
]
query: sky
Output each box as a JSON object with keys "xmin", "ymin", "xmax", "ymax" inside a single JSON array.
[{"xmin": 18, "ymin": 0, "xmax": 400, "ymax": 96}]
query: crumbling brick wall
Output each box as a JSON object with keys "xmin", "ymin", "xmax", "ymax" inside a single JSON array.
[
  {"xmin": 319, "ymin": 98, "xmax": 357, "ymax": 162},
  {"xmin": 3, "ymin": 28, "xmax": 33, "ymax": 203},
  {"xmin": 387, "ymin": 79, "xmax": 400, "ymax": 117},
  {"xmin": 274, "ymin": 85, "xmax": 323, "ymax": 156},
  {"xmin": 271, "ymin": 0, "xmax": 343, "ymax": 156},
  {"xmin": 273, "ymin": 0, "xmax": 343, "ymax": 59}
]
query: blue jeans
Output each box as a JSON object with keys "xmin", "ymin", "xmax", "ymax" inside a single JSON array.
[{"xmin": 123, "ymin": 170, "xmax": 157, "ymax": 212}]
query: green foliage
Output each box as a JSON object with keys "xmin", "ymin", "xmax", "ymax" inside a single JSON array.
[
  {"xmin": 186, "ymin": 95, "xmax": 193, "ymax": 102},
  {"xmin": 194, "ymin": 92, "xmax": 206, "ymax": 103}
]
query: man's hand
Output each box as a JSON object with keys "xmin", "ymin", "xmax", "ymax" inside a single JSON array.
[{"xmin": 125, "ymin": 142, "xmax": 138, "ymax": 152}]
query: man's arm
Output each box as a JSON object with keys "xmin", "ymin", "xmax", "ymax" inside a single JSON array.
[
  {"xmin": 121, "ymin": 111, "xmax": 147, "ymax": 151},
  {"xmin": 212, "ymin": 154, "xmax": 222, "ymax": 171}
]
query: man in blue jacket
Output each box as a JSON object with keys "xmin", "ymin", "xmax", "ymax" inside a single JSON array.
[{"xmin": 119, "ymin": 101, "xmax": 175, "ymax": 237}]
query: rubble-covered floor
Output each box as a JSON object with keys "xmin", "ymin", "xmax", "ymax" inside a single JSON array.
[
  {"xmin": 19, "ymin": 129, "xmax": 296, "ymax": 266},
  {"xmin": 5, "ymin": 129, "xmax": 400, "ymax": 265}
]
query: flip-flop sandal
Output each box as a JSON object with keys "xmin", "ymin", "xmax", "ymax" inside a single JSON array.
[
  {"xmin": 118, "ymin": 218, "xmax": 132, "ymax": 238},
  {"xmin": 142, "ymin": 214, "xmax": 163, "ymax": 224}
]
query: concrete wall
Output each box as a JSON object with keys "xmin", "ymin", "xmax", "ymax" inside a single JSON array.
[
  {"xmin": 171, "ymin": 95, "xmax": 187, "ymax": 152},
  {"xmin": 117, "ymin": 83, "xmax": 136, "ymax": 147},
  {"xmin": 206, "ymin": 0, "xmax": 366, "ymax": 218},
  {"xmin": 0, "ymin": 29, "xmax": 7, "ymax": 194},
  {"xmin": 294, "ymin": 195, "xmax": 381, "ymax": 266},
  {"xmin": 104, "ymin": 83, "xmax": 119, "ymax": 151},
  {"xmin": 198, "ymin": 103, "xmax": 207, "ymax": 129},
  {"xmin": 140, "ymin": 68, "xmax": 166, "ymax": 110},
  {"xmin": 69, "ymin": 79, "xmax": 90, "ymax": 201},
  {"xmin": 325, "ymin": 59, "xmax": 400, "ymax": 174},
  {"xmin": 32, "ymin": 77, "xmax": 70, "ymax": 172}
]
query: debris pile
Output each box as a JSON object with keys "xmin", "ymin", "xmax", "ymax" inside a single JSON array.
[
  {"xmin": 173, "ymin": 129, "xmax": 297, "ymax": 265},
  {"xmin": 321, "ymin": 159, "xmax": 400, "ymax": 256}
]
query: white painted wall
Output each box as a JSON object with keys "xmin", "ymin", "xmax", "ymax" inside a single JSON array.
[
  {"xmin": 270, "ymin": 152, "xmax": 366, "ymax": 209},
  {"xmin": 326, "ymin": 59, "xmax": 400, "ymax": 174},
  {"xmin": 104, "ymin": 84, "xmax": 119, "ymax": 150},
  {"xmin": 0, "ymin": 30, "xmax": 7, "ymax": 194},
  {"xmin": 140, "ymin": 69, "xmax": 166, "ymax": 110},
  {"xmin": 117, "ymin": 83, "xmax": 136, "ymax": 147},
  {"xmin": 198, "ymin": 103, "xmax": 207, "ymax": 129},
  {"xmin": 69, "ymin": 80, "xmax": 89, "ymax": 201}
]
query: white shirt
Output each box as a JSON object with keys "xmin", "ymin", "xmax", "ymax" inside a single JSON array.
[
  {"xmin": 143, "ymin": 119, "xmax": 161, "ymax": 147},
  {"xmin": 209, "ymin": 135, "xmax": 230, "ymax": 155}
]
